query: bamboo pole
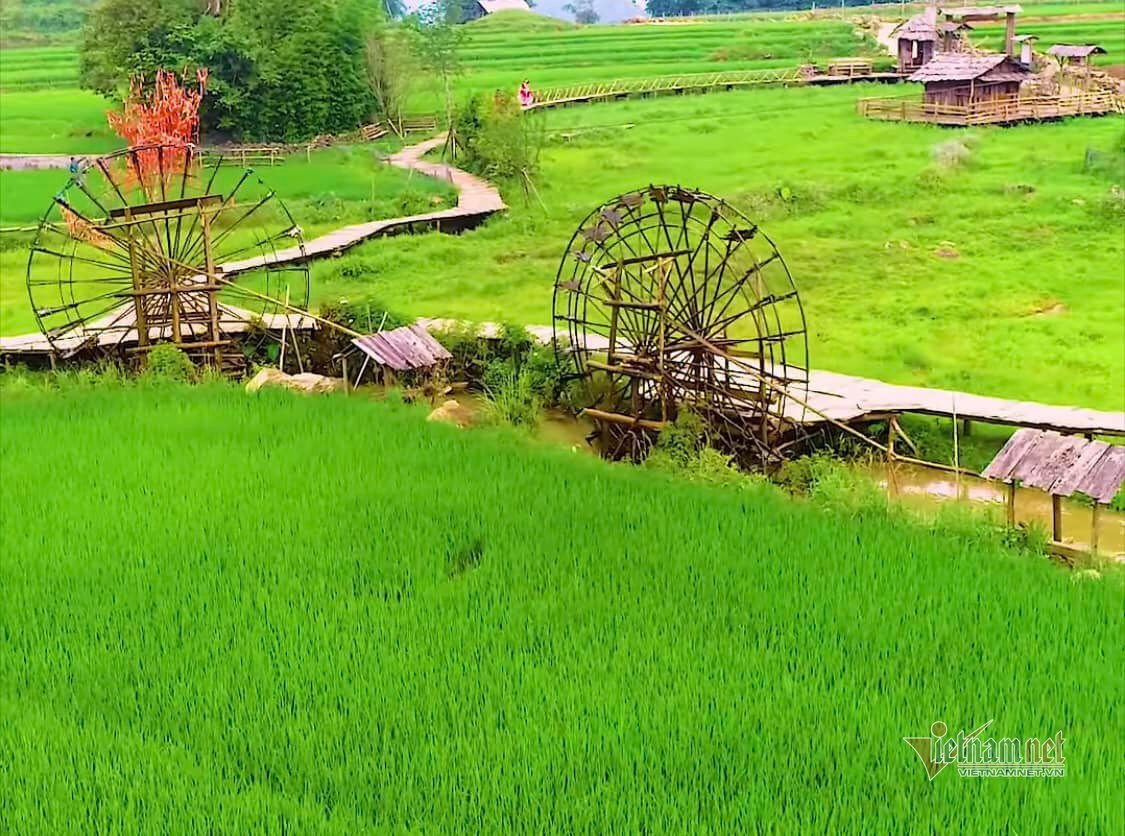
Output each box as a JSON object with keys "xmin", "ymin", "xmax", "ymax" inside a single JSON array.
[{"xmin": 278, "ymin": 286, "xmax": 290, "ymax": 372}]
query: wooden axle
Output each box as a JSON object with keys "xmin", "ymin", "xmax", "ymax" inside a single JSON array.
[{"xmin": 583, "ymin": 408, "xmax": 667, "ymax": 432}]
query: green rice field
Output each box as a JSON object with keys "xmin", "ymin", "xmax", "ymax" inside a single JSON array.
[
  {"xmin": 0, "ymin": 88, "xmax": 116, "ymax": 153},
  {"xmin": 0, "ymin": 44, "xmax": 79, "ymax": 88},
  {"xmin": 0, "ymin": 382, "xmax": 1120, "ymax": 830}
]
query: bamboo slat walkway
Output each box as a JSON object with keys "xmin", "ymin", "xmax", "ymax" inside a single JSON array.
[
  {"xmin": 526, "ymin": 66, "xmax": 905, "ymax": 111},
  {"xmin": 222, "ymin": 135, "xmax": 505, "ymax": 277},
  {"xmin": 416, "ymin": 319, "xmax": 1125, "ymax": 438}
]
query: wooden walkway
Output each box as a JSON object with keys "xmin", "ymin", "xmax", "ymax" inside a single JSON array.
[
  {"xmin": 416, "ymin": 319, "xmax": 1125, "ymax": 438},
  {"xmin": 527, "ymin": 66, "xmax": 904, "ymax": 111},
  {"xmin": 221, "ymin": 136, "xmax": 505, "ymax": 278}
]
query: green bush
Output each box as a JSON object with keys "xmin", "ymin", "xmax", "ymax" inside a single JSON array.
[
  {"xmin": 482, "ymin": 359, "xmax": 540, "ymax": 428},
  {"xmin": 144, "ymin": 343, "xmax": 194, "ymax": 382}
]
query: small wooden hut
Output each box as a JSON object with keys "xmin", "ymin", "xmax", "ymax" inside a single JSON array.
[
  {"xmin": 983, "ymin": 429, "xmax": 1125, "ymax": 557},
  {"xmin": 338, "ymin": 324, "xmax": 452, "ymax": 387},
  {"xmin": 908, "ymin": 53, "xmax": 1030, "ymax": 107},
  {"xmin": 1046, "ymin": 44, "xmax": 1107, "ymax": 68},
  {"xmin": 895, "ymin": 14, "xmax": 939, "ymax": 74},
  {"xmin": 895, "ymin": 12, "xmax": 973, "ymax": 74}
]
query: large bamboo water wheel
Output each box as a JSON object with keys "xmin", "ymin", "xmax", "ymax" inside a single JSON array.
[
  {"xmin": 552, "ymin": 185, "xmax": 809, "ymax": 466},
  {"xmin": 26, "ymin": 143, "xmax": 309, "ymax": 367}
]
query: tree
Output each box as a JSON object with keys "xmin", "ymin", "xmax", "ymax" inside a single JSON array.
[
  {"xmin": 563, "ymin": 0, "xmax": 599, "ymax": 24},
  {"xmin": 79, "ymin": 0, "xmax": 379, "ymax": 141},
  {"xmin": 79, "ymin": 0, "xmax": 201, "ymax": 95},
  {"xmin": 365, "ymin": 25, "xmax": 421, "ymax": 135},
  {"xmin": 410, "ymin": 1, "xmax": 463, "ymax": 155}
]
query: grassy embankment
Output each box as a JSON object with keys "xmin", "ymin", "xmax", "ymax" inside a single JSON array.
[{"xmin": 0, "ymin": 381, "xmax": 1120, "ymax": 830}]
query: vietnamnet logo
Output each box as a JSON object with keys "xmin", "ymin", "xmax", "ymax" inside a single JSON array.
[{"xmin": 904, "ymin": 720, "xmax": 1066, "ymax": 779}]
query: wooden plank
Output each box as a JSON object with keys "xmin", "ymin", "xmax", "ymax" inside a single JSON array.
[
  {"xmin": 1081, "ymin": 446, "xmax": 1125, "ymax": 504},
  {"xmin": 109, "ymin": 194, "xmax": 221, "ymax": 219},
  {"xmin": 1008, "ymin": 432, "xmax": 1066, "ymax": 484},
  {"xmin": 981, "ymin": 428, "xmax": 1039, "ymax": 481},
  {"xmin": 1049, "ymin": 440, "xmax": 1112, "ymax": 497},
  {"xmin": 1022, "ymin": 434, "xmax": 1086, "ymax": 491}
]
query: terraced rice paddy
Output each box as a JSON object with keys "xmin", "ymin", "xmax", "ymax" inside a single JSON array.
[
  {"xmin": 0, "ymin": 44, "xmax": 79, "ymax": 89},
  {"xmin": 0, "ymin": 382, "xmax": 1120, "ymax": 830},
  {"xmin": 974, "ymin": 18, "xmax": 1125, "ymax": 64}
]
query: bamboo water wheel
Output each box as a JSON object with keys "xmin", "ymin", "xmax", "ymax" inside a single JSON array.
[
  {"xmin": 552, "ymin": 185, "xmax": 809, "ymax": 466},
  {"xmin": 26, "ymin": 143, "xmax": 310, "ymax": 367}
]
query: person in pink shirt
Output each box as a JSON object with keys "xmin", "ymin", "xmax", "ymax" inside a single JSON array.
[{"xmin": 518, "ymin": 80, "xmax": 535, "ymax": 108}]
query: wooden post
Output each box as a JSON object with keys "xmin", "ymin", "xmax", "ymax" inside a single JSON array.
[
  {"xmin": 201, "ymin": 204, "xmax": 220, "ymax": 365},
  {"xmin": 341, "ymin": 356, "xmax": 349, "ymax": 395},
  {"xmin": 1006, "ymin": 481, "xmax": 1016, "ymax": 528},
  {"xmin": 278, "ymin": 286, "xmax": 290, "ymax": 372},
  {"xmin": 1090, "ymin": 503, "xmax": 1101, "ymax": 554},
  {"xmin": 126, "ymin": 220, "xmax": 149, "ymax": 347},
  {"xmin": 951, "ymin": 396, "xmax": 961, "ymax": 500},
  {"xmin": 1051, "ymin": 494, "xmax": 1063, "ymax": 543}
]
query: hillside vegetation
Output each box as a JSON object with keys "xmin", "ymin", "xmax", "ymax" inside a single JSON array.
[
  {"xmin": 1, "ymin": 382, "xmax": 1119, "ymax": 830},
  {"xmin": 305, "ymin": 86, "xmax": 1125, "ymax": 410}
]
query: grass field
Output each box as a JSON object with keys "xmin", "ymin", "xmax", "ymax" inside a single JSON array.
[
  {"xmin": 0, "ymin": 4, "xmax": 1121, "ymax": 147},
  {"xmin": 0, "ymin": 44, "xmax": 79, "ymax": 87},
  {"xmin": 305, "ymin": 85, "xmax": 1125, "ymax": 410},
  {"xmin": 0, "ymin": 88, "xmax": 116, "ymax": 153},
  {"xmin": 0, "ymin": 382, "xmax": 1119, "ymax": 829}
]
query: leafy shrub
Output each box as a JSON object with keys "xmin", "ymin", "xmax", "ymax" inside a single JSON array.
[
  {"xmin": 432, "ymin": 322, "xmax": 490, "ymax": 382},
  {"xmin": 482, "ymin": 360, "xmax": 540, "ymax": 428},
  {"xmin": 645, "ymin": 410, "xmax": 752, "ymax": 488},
  {"xmin": 144, "ymin": 343, "xmax": 194, "ymax": 382},
  {"xmin": 454, "ymin": 91, "xmax": 544, "ymax": 185}
]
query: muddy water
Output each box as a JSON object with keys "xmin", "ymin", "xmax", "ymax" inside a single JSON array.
[{"xmin": 868, "ymin": 462, "xmax": 1125, "ymax": 556}]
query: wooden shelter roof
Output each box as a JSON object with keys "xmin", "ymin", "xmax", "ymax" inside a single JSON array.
[
  {"xmin": 350, "ymin": 324, "xmax": 451, "ymax": 372},
  {"xmin": 982, "ymin": 429, "xmax": 1125, "ymax": 504},
  {"xmin": 1047, "ymin": 44, "xmax": 1106, "ymax": 58},
  {"xmin": 908, "ymin": 53, "xmax": 1029, "ymax": 83},
  {"xmin": 896, "ymin": 15, "xmax": 941, "ymax": 42},
  {"xmin": 940, "ymin": 5, "xmax": 1021, "ymax": 21}
]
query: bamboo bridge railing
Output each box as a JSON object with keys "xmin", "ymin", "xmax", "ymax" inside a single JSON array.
[
  {"xmin": 527, "ymin": 67, "xmax": 812, "ymax": 109},
  {"xmin": 857, "ymin": 91, "xmax": 1123, "ymax": 126}
]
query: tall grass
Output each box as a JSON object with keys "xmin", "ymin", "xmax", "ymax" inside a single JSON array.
[{"xmin": 0, "ymin": 384, "xmax": 1120, "ymax": 829}]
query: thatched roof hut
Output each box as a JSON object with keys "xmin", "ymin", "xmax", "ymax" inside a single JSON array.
[
  {"xmin": 909, "ymin": 53, "xmax": 1030, "ymax": 106},
  {"xmin": 894, "ymin": 12, "xmax": 972, "ymax": 73},
  {"xmin": 1047, "ymin": 44, "xmax": 1107, "ymax": 66}
]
